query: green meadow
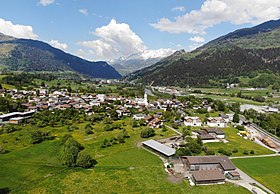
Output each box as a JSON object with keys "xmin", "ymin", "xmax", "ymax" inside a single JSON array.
[
  {"xmin": 0, "ymin": 118, "xmax": 249, "ymax": 193},
  {"xmin": 204, "ymin": 126, "xmax": 274, "ymax": 156},
  {"xmin": 233, "ymin": 156, "xmax": 280, "ymax": 193}
]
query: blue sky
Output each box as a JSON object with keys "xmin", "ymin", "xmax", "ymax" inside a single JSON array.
[{"xmin": 0, "ymin": 0, "xmax": 280, "ymax": 61}]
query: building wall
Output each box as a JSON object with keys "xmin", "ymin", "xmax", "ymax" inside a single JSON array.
[
  {"xmin": 184, "ymin": 121, "xmax": 202, "ymax": 127},
  {"xmin": 190, "ymin": 164, "xmax": 220, "ymax": 171},
  {"xmin": 207, "ymin": 122, "xmax": 226, "ymax": 128}
]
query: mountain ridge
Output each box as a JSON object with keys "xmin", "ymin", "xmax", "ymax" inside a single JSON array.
[
  {"xmin": 0, "ymin": 33, "xmax": 121, "ymax": 79},
  {"xmin": 126, "ymin": 19, "xmax": 280, "ymax": 87}
]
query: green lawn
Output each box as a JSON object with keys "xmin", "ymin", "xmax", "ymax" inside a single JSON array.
[
  {"xmin": 0, "ymin": 119, "xmax": 250, "ymax": 193},
  {"xmin": 204, "ymin": 126, "xmax": 274, "ymax": 156},
  {"xmin": 233, "ymin": 156, "xmax": 280, "ymax": 193}
]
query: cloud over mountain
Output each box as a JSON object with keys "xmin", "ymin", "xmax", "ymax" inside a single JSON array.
[
  {"xmin": 78, "ymin": 19, "xmax": 147, "ymax": 60},
  {"xmin": 152, "ymin": 0, "xmax": 280, "ymax": 34},
  {"xmin": 0, "ymin": 18, "xmax": 38, "ymax": 39},
  {"xmin": 49, "ymin": 40, "xmax": 68, "ymax": 50}
]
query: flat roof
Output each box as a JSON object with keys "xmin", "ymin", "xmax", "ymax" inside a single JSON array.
[
  {"xmin": 182, "ymin": 156, "xmax": 236, "ymax": 171},
  {"xmin": 0, "ymin": 110, "xmax": 36, "ymax": 119},
  {"xmin": 142, "ymin": 139, "xmax": 176, "ymax": 157},
  {"xmin": 192, "ymin": 169, "xmax": 225, "ymax": 182}
]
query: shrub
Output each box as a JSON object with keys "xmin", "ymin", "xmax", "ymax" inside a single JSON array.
[
  {"xmin": 232, "ymin": 148, "xmax": 239, "ymax": 153},
  {"xmin": 104, "ymin": 124, "xmax": 113, "ymax": 131},
  {"xmin": 222, "ymin": 150, "xmax": 232, "ymax": 156},
  {"xmin": 250, "ymin": 150, "xmax": 255, "ymax": 154},
  {"xmin": 205, "ymin": 150, "xmax": 215, "ymax": 155},
  {"xmin": 236, "ymin": 125, "xmax": 245, "ymax": 130},
  {"xmin": 218, "ymin": 148, "xmax": 224, "ymax": 153},
  {"xmin": 243, "ymin": 150, "xmax": 249, "ymax": 155},
  {"xmin": 85, "ymin": 128, "xmax": 94, "ymax": 135}
]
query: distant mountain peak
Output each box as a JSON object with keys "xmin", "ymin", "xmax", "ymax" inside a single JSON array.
[{"xmin": 111, "ymin": 48, "xmax": 175, "ymax": 76}]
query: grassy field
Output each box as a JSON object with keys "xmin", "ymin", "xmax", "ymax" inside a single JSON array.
[
  {"xmin": 189, "ymin": 87, "xmax": 276, "ymax": 105},
  {"xmin": 204, "ymin": 126, "xmax": 274, "ymax": 156},
  {"xmin": 0, "ymin": 118, "xmax": 250, "ymax": 193},
  {"xmin": 233, "ymin": 156, "xmax": 280, "ymax": 193},
  {"xmin": 0, "ymin": 140, "xmax": 249, "ymax": 194}
]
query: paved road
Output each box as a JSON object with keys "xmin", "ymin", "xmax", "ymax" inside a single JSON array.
[{"xmin": 230, "ymin": 153, "xmax": 278, "ymax": 159}]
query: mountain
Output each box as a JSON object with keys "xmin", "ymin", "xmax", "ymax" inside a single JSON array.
[
  {"xmin": 0, "ymin": 33, "xmax": 121, "ymax": 79},
  {"xmin": 127, "ymin": 19, "xmax": 280, "ymax": 87},
  {"xmin": 111, "ymin": 49, "xmax": 174, "ymax": 76}
]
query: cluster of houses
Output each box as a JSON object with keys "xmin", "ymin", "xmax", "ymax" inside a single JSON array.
[
  {"xmin": 184, "ymin": 114, "xmax": 233, "ymax": 128},
  {"xmin": 133, "ymin": 113, "xmax": 163, "ymax": 128}
]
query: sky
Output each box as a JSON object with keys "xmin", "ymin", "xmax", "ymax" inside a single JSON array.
[{"xmin": 0, "ymin": 0, "xmax": 280, "ymax": 62}]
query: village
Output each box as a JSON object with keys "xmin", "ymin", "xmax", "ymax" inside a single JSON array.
[{"xmin": 1, "ymin": 85, "xmax": 279, "ymax": 194}]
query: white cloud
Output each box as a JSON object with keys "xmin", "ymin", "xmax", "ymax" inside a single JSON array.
[
  {"xmin": 152, "ymin": 0, "xmax": 280, "ymax": 34},
  {"xmin": 172, "ymin": 6, "xmax": 185, "ymax": 12},
  {"xmin": 189, "ymin": 36, "xmax": 205, "ymax": 43},
  {"xmin": 38, "ymin": 0, "xmax": 55, "ymax": 6},
  {"xmin": 79, "ymin": 9, "xmax": 88, "ymax": 16},
  {"xmin": 49, "ymin": 40, "xmax": 68, "ymax": 50},
  {"xmin": 78, "ymin": 19, "xmax": 146, "ymax": 60},
  {"xmin": 0, "ymin": 18, "xmax": 38, "ymax": 39}
]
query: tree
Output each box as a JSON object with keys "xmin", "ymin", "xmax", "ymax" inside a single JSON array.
[
  {"xmin": 76, "ymin": 150, "xmax": 96, "ymax": 168},
  {"xmin": 61, "ymin": 146, "xmax": 80, "ymax": 167},
  {"xmin": 61, "ymin": 136, "xmax": 84, "ymax": 167},
  {"xmin": 217, "ymin": 101, "xmax": 226, "ymax": 111},
  {"xmin": 104, "ymin": 124, "xmax": 112, "ymax": 131},
  {"xmin": 84, "ymin": 124, "xmax": 93, "ymax": 134},
  {"xmin": 0, "ymin": 83, "xmax": 2, "ymax": 89},
  {"xmin": 233, "ymin": 113, "xmax": 239, "ymax": 123},
  {"xmin": 188, "ymin": 142, "xmax": 202, "ymax": 155},
  {"xmin": 182, "ymin": 127, "xmax": 191, "ymax": 139},
  {"xmin": 100, "ymin": 139, "xmax": 111, "ymax": 148},
  {"xmin": 196, "ymin": 136, "xmax": 203, "ymax": 146},
  {"xmin": 30, "ymin": 130, "xmax": 52, "ymax": 144},
  {"xmin": 175, "ymin": 147, "xmax": 192, "ymax": 156},
  {"xmin": 140, "ymin": 128, "xmax": 155, "ymax": 138},
  {"xmin": 132, "ymin": 121, "xmax": 139, "ymax": 128},
  {"xmin": 116, "ymin": 133, "xmax": 125, "ymax": 143},
  {"xmin": 67, "ymin": 86, "xmax": 72, "ymax": 93}
]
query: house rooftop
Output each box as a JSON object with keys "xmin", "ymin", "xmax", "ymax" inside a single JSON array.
[
  {"xmin": 192, "ymin": 169, "xmax": 225, "ymax": 182},
  {"xmin": 142, "ymin": 139, "xmax": 176, "ymax": 157},
  {"xmin": 182, "ymin": 156, "xmax": 236, "ymax": 171},
  {"xmin": 204, "ymin": 128, "xmax": 225, "ymax": 135}
]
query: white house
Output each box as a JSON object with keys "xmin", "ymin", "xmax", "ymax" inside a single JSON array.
[
  {"xmin": 96, "ymin": 94, "xmax": 106, "ymax": 102},
  {"xmin": 207, "ymin": 117, "xmax": 227, "ymax": 128},
  {"xmin": 184, "ymin": 116, "xmax": 202, "ymax": 127},
  {"xmin": 133, "ymin": 114, "xmax": 147, "ymax": 120}
]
